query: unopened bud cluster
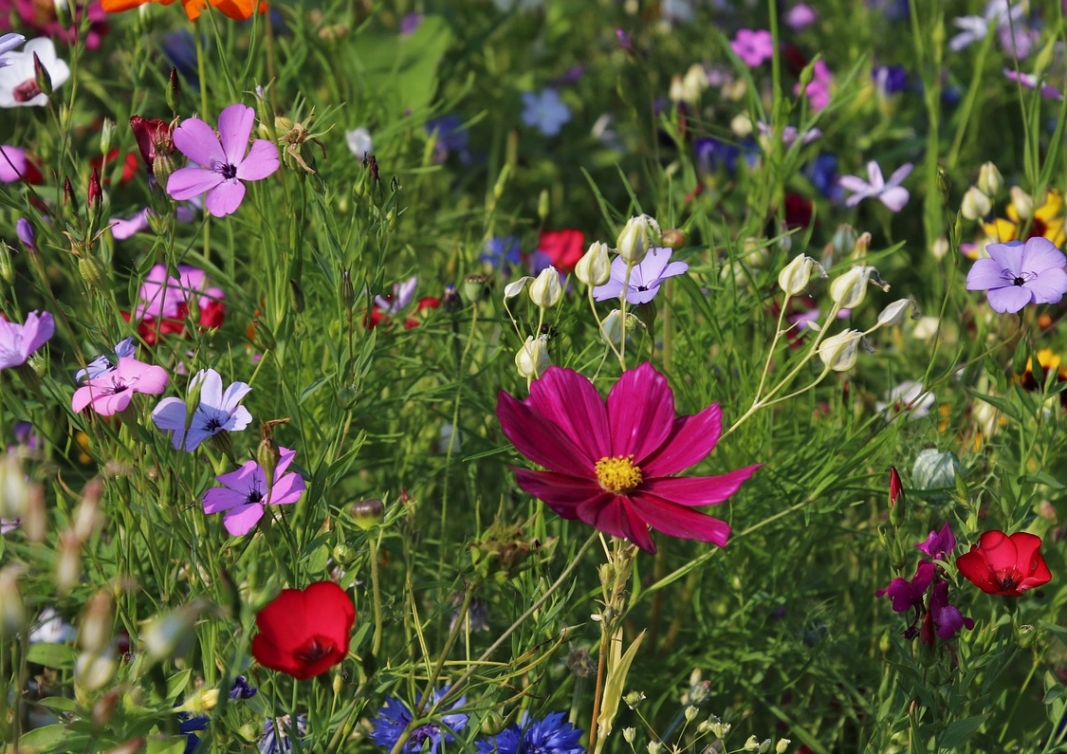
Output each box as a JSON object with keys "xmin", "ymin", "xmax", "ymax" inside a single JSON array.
[{"xmin": 960, "ymin": 162, "xmax": 1002, "ymax": 221}]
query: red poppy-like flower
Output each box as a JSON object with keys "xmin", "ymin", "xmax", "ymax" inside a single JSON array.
[
  {"xmin": 251, "ymin": 581, "xmax": 355, "ymax": 680},
  {"xmin": 537, "ymin": 229, "xmax": 585, "ymax": 273},
  {"xmin": 496, "ymin": 362, "xmax": 760, "ymax": 553},
  {"xmin": 956, "ymin": 530, "xmax": 1052, "ymax": 597}
]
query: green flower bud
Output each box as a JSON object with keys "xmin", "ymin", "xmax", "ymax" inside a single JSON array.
[{"xmin": 349, "ymin": 498, "xmax": 385, "ymax": 530}]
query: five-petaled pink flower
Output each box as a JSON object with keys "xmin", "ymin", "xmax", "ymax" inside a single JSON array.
[
  {"xmin": 731, "ymin": 29, "xmax": 774, "ymax": 67},
  {"xmin": 72, "ymin": 357, "xmax": 169, "ymax": 416},
  {"xmin": 496, "ymin": 362, "xmax": 759, "ymax": 553},
  {"xmin": 166, "ymin": 103, "xmax": 279, "ymax": 218}
]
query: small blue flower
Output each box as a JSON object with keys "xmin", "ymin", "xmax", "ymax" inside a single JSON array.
[
  {"xmin": 872, "ymin": 65, "xmax": 908, "ymax": 95},
  {"xmin": 371, "ymin": 688, "xmax": 468, "ymax": 754},
  {"xmin": 804, "ymin": 153, "xmax": 843, "ymax": 201},
  {"xmin": 480, "ymin": 236, "xmax": 523, "ymax": 270},
  {"xmin": 475, "ymin": 712, "xmax": 584, "ymax": 754},
  {"xmin": 520, "ymin": 89, "xmax": 571, "ymax": 137},
  {"xmin": 229, "ymin": 675, "xmax": 258, "ymax": 700},
  {"xmin": 260, "ymin": 716, "xmax": 307, "ymax": 754},
  {"xmin": 178, "ymin": 713, "xmax": 209, "ymax": 754},
  {"xmin": 426, "ymin": 115, "xmax": 470, "ymax": 164}
]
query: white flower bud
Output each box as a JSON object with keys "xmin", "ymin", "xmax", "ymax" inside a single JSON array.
[
  {"xmin": 977, "ymin": 162, "xmax": 1002, "ymax": 196},
  {"xmin": 143, "ymin": 604, "xmax": 200, "ymax": 661},
  {"xmin": 829, "ymin": 266, "xmax": 880, "ymax": 309},
  {"xmin": 529, "ymin": 267, "xmax": 562, "ymax": 308},
  {"xmin": 0, "ymin": 453, "xmax": 30, "ymax": 520},
  {"xmin": 647, "ymin": 741, "xmax": 663, "ymax": 754},
  {"xmin": 777, "ymin": 254, "xmax": 824, "ymax": 296},
  {"xmin": 617, "ymin": 214, "xmax": 660, "ymax": 264},
  {"xmin": 669, "ymin": 74, "xmax": 685, "ymax": 104},
  {"xmin": 623, "ymin": 728, "xmax": 636, "ymax": 744},
  {"xmin": 930, "ymin": 235, "xmax": 949, "ymax": 260},
  {"xmin": 80, "ymin": 591, "xmax": 114, "ymax": 653},
  {"xmin": 876, "ymin": 299, "xmax": 915, "ymax": 328},
  {"xmin": 745, "ymin": 736, "xmax": 761, "ymax": 751},
  {"xmin": 515, "ymin": 335, "xmax": 550, "ymax": 379},
  {"xmin": 600, "ymin": 309, "xmax": 637, "ymax": 347},
  {"xmin": 75, "ymin": 647, "xmax": 117, "ymax": 691},
  {"xmin": 911, "ymin": 316, "xmax": 940, "ymax": 340},
  {"xmin": 684, "ymin": 705, "xmax": 699, "ymax": 722},
  {"xmin": 961, "ymin": 186, "xmax": 991, "ymax": 220},
  {"xmin": 0, "ymin": 565, "xmax": 26, "ymax": 638},
  {"xmin": 503, "ymin": 276, "xmax": 534, "ymax": 300},
  {"xmin": 731, "ymin": 112, "xmax": 753, "ymax": 137},
  {"xmin": 709, "ymin": 720, "xmax": 731, "ymax": 739},
  {"xmin": 759, "ymin": 739, "xmax": 773, "ymax": 754},
  {"xmin": 776, "ymin": 739, "xmax": 791, "ymax": 754},
  {"xmin": 1011, "ymin": 186, "xmax": 1034, "ymax": 220},
  {"xmin": 681, "ymin": 63, "xmax": 708, "ymax": 104},
  {"xmin": 576, "ymin": 242, "xmax": 611, "ymax": 286},
  {"xmin": 817, "ymin": 330, "xmax": 864, "ymax": 372}
]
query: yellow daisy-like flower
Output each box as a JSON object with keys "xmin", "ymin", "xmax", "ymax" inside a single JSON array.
[{"xmin": 984, "ymin": 189, "xmax": 1066, "ymax": 248}]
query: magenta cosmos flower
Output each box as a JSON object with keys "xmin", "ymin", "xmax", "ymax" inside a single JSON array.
[
  {"xmin": 496, "ymin": 363, "xmax": 760, "ymax": 552},
  {"xmin": 71, "ymin": 357, "xmax": 169, "ymax": 416},
  {"xmin": 0, "ymin": 310, "xmax": 53, "ymax": 370},
  {"xmin": 166, "ymin": 103, "xmax": 279, "ymax": 218},
  {"xmin": 203, "ymin": 447, "xmax": 305, "ymax": 536},
  {"xmin": 966, "ymin": 237, "xmax": 1067, "ymax": 314}
]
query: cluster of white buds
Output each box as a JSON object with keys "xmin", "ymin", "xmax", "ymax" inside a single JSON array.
[
  {"xmin": 503, "ymin": 266, "xmax": 565, "ymax": 380},
  {"xmin": 961, "ymin": 162, "xmax": 1003, "ymax": 221}
]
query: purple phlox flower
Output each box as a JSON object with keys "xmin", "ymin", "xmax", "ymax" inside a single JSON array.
[
  {"xmin": 375, "ymin": 276, "xmax": 419, "ymax": 313},
  {"xmin": 794, "ymin": 59, "xmax": 832, "ymax": 111},
  {"xmin": 966, "ymin": 237, "xmax": 1067, "ymax": 314},
  {"xmin": 875, "ymin": 380, "xmax": 934, "ymax": 420},
  {"xmin": 110, "ymin": 204, "xmax": 198, "ymax": 241},
  {"xmin": 72, "ymin": 357, "xmax": 169, "ymax": 416},
  {"xmin": 134, "ymin": 263, "xmax": 224, "ymax": 322},
  {"xmin": 0, "ymin": 310, "xmax": 54, "ymax": 370},
  {"xmin": 12, "ymin": 421, "xmax": 38, "ymax": 450},
  {"xmin": 785, "ymin": 4, "xmax": 816, "ymax": 30},
  {"xmin": 76, "ymin": 336, "xmax": 136, "ymax": 383},
  {"xmin": 400, "ymin": 13, "xmax": 424, "ymax": 34},
  {"xmin": 873, "ymin": 65, "xmax": 908, "ymax": 96},
  {"xmin": 260, "ymin": 715, "xmax": 307, "ymax": 754},
  {"xmin": 0, "ymin": 33, "xmax": 24, "ymax": 67},
  {"xmin": 949, "ymin": 0, "xmax": 1025, "ymax": 53},
  {"xmin": 922, "ymin": 579, "xmax": 974, "ymax": 643},
  {"xmin": 756, "ymin": 121, "xmax": 821, "ymax": 150},
  {"xmin": 876, "ymin": 559, "xmax": 935, "ymax": 613},
  {"xmin": 731, "ymin": 29, "xmax": 774, "ymax": 67},
  {"xmin": 345, "ymin": 127, "xmax": 373, "ymax": 159},
  {"xmin": 15, "ymin": 218, "xmax": 35, "ymax": 251},
  {"xmin": 839, "ymin": 160, "xmax": 912, "ymax": 212},
  {"xmin": 549, "ymin": 65, "xmax": 586, "ymax": 87},
  {"xmin": 1004, "ymin": 69, "xmax": 1063, "ymax": 100},
  {"xmin": 202, "ymin": 446, "xmax": 305, "ymax": 536},
  {"xmin": 481, "ymin": 236, "xmax": 523, "ymax": 270},
  {"xmin": 0, "ymin": 145, "xmax": 26, "ymax": 182},
  {"xmin": 166, "ymin": 103, "xmax": 280, "ymax": 218},
  {"xmin": 593, "ymin": 248, "xmax": 689, "ymax": 305},
  {"xmin": 0, "ymin": 38, "xmax": 69, "ymax": 108},
  {"xmin": 30, "ymin": 608, "xmax": 76, "ymax": 644},
  {"xmin": 151, "ymin": 368, "xmax": 252, "ymax": 452},
  {"xmin": 371, "ymin": 688, "xmax": 468, "ymax": 754},
  {"xmin": 475, "ymin": 712, "xmax": 584, "ymax": 754},
  {"xmin": 521, "ymin": 89, "xmax": 571, "ymax": 137},
  {"xmin": 916, "ymin": 522, "xmax": 956, "ymax": 561}
]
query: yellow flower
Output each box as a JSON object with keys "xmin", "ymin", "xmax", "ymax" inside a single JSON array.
[{"xmin": 984, "ymin": 189, "xmax": 1066, "ymax": 248}]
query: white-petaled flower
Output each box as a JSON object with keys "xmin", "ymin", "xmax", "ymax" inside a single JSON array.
[
  {"xmin": 876, "ymin": 380, "xmax": 935, "ymax": 420},
  {"xmin": 0, "ymin": 38, "xmax": 69, "ymax": 108},
  {"xmin": 961, "ymin": 186, "xmax": 992, "ymax": 220},
  {"xmin": 600, "ymin": 309, "xmax": 637, "ymax": 347},
  {"xmin": 529, "ymin": 266, "xmax": 562, "ymax": 308},
  {"xmin": 778, "ymin": 254, "xmax": 825, "ymax": 296},
  {"xmin": 817, "ymin": 330, "xmax": 864, "ymax": 371},
  {"xmin": 345, "ymin": 127, "xmax": 373, "ymax": 159},
  {"xmin": 616, "ymin": 214, "xmax": 660, "ymax": 264},
  {"xmin": 515, "ymin": 335, "xmax": 550, "ymax": 379},
  {"xmin": 575, "ymin": 241, "xmax": 612, "ymax": 286},
  {"xmin": 829, "ymin": 266, "xmax": 879, "ymax": 308}
]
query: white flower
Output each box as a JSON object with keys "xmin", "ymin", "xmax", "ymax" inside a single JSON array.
[
  {"xmin": 345, "ymin": 127, "xmax": 373, "ymax": 159},
  {"xmin": 817, "ymin": 330, "xmax": 864, "ymax": 371},
  {"xmin": 616, "ymin": 214, "xmax": 660, "ymax": 264},
  {"xmin": 515, "ymin": 335, "xmax": 550, "ymax": 379},
  {"xmin": 0, "ymin": 33, "xmax": 24, "ymax": 68},
  {"xmin": 529, "ymin": 266, "xmax": 562, "ymax": 308},
  {"xmin": 961, "ymin": 186, "xmax": 992, "ymax": 220},
  {"xmin": 949, "ymin": 0, "xmax": 1026, "ymax": 52},
  {"xmin": 876, "ymin": 380, "xmax": 935, "ymax": 420},
  {"xmin": 575, "ymin": 242, "xmax": 612, "ymax": 286},
  {"xmin": 0, "ymin": 38, "xmax": 69, "ymax": 108}
]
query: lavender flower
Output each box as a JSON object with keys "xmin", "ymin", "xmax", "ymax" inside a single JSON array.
[
  {"xmin": 0, "ymin": 311, "xmax": 53, "ymax": 371},
  {"xmin": 593, "ymin": 248, "xmax": 688, "ymax": 305},
  {"xmin": 731, "ymin": 29, "xmax": 774, "ymax": 67},
  {"xmin": 167, "ymin": 103, "xmax": 280, "ymax": 217},
  {"xmin": 966, "ymin": 237, "xmax": 1067, "ymax": 314},
  {"xmin": 202, "ymin": 447, "xmax": 305, "ymax": 536},
  {"xmin": 15, "ymin": 218, "xmax": 35, "ymax": 251},
  {"xmin": 520, "ymin": 89, "xmax": 571, "ymax": 136},
  {"xmin": 152, "ymin": 368, "xmax": 253, "ymax": 452},
  {"xmin": 0, "ymin": 145, "xmax": 26, "ymax": 182},
  {"xmin": 0, "ymin": 33, "xmax": 24, "ymax": 67},
  {"xmin": 839, "ymin": 160, "xmax": 912, "ymax": 211}
]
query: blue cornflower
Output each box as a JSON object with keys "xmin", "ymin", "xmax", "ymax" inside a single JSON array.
[
  {"xmin": 872, "ymin": 65, "xmax": 908, "ymax": 95},
  {"xmin": 371, "ymin": 689, "xmax": 468, "ymax": 754},
  {"xmin": 260, "ymin": 716, "xmax": 307, "ymax": 754},
  {"xmin": 804, "ymin": 153, "xmax": 843, "ymax": 201},
  {"xmin": 229, "ymin": 675, "xmax": 258, "ymax": 700},
  {"xmin": 179, "ymin": 713, "xmax": 209, "ymax": 754},
  {"xmin": 481, "ymin": 236, "xmax": 523, "ymax": 271},
  {"xmin": 475, "ymin": 712, "xmax": 584, "ymax": 754}
]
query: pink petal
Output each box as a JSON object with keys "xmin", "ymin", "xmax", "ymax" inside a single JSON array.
[
  {"xmin": 217, "ymin": 103, "xmax": 254, "ymax": 167},
  {"xmin": 167, "ymin": 166, "xmax": 224, "ymax": 202},
  {"xmin": 203, "ymin": 487, "xmax": 245, "ymax": 514},
  {"xmin": 0, "ymin": 145, "xmax": 26, "ymax": 182},
  {"xmin": 865, "ymin": 161, "xmax": 885, "ymax": 190},
  {"xmin": 576, "ymin": 495, "xmax": 655, "ymax": 552},
  {"xmin": 172, "ymin": 117, "xmax": 225, "ymax": 168},
  {"xmin": 223, "ymin": 504, "xmax": 263, "ymax": 536},
  {"xmin": 887, "ymin": 163, "xmax": 913, "ymax": 186},
  {"xmin": 606, "ymin": 363, "xmax": 675, "ymax": 464},
  {"xmin": 497, "ymin": 390, "xmax": 597, "ymax": 477},
  {"xmin": 630, "ymin": 494, "xmax": 731, "ymax": 548},
  {"xmin": 512, "ymin": 467, "xmax": 604, "ymax": 517},
  {"xmin": 237, "ymin": 140, "xmax": 280, "ymax": 181},
  {"xmin": 93, "ymin": 390, "xmax": 134, "ymax": 416},
  {"xmin": 72, "ymin": 386, "xmax": 93, "ymax": 413},
  {"xmin": 641, "ymin": 465, "xmax": 761, "ymax": 507},
  {"xmin": 205, "ymin": 181, "xmax": 246, "ymax": 217},
  {"xmin": 641, "ymin": 404, "xmax": 722, "ymax": 477},
  {"xmin": 526, "ymin": 367, "xmax": 610, "ymax": 466},
  {"xmin": 265, "ymin": 472, "xmax": 305, "ymax": 506},
  {"xmin": 838, "ymin": 176, "xmax": 872, "ymax": 195}
]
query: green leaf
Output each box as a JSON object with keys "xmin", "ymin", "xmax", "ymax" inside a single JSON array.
[
  {"xmin": 146, "ymin": 736, "xmax": 190, "ymax": 754},
  {"xmin": 18, "ymin": 724, "xmax": 91, "ymax": 752},
  {"xmin": 937, "ymin": 715, "xmax": 987, "ymax": 750},
  {"xmin": 26, "ymin": 643, "xmax": 77, "ymax": 669}
]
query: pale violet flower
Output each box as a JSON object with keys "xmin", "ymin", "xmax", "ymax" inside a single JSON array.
[
  {"xmin": 756, "ymin": 121, "xmax": 821, "ymax": 150},
  {"xmin": 346, "ymin": 127, "xmax": 373, "ymax": 159},
  {"xmin": 76, "ymin": 337, "xmax": 136, "ymax": 383},
  {"xmin": 521, "ymin": 89, "xmax": 571, "ymax": 137},
  {"xmin": 949, "ymin": 0, "xmax": 1025, "ymax": 53},
  {"xmin": 152, "ymin": 369, "xmax": 252, "ymax": 452},
  {"xmin": 0, "ymin": 33, "xmax": 24, "ymax": 68},
  {"xmin": 30, "ymin": 608, "xmax": 76, "ymax": 644},
  {"xmin": 593, "ymin": 248, "xmax": 689, "ymax": 305},
  {"xmin": 0, "ymin": 38, "xmax": 70, "ymax": 108},
  {"xmin": 375, "ymin": 276, "xmax": 418, "ymax": 313},
  {"xmin": 839, "ymin": 161, "xmax": 912, "ymax": 212}
]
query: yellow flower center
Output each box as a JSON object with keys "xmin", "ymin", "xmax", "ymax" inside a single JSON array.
[{"xmin": 595, "ymin": 455, "xmax": 643, "ymax": 494}]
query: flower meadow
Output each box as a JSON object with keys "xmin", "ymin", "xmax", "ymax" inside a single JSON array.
[{"xmin": 6, "ymin": 1, "xmax": 1067, "ymax": 753}]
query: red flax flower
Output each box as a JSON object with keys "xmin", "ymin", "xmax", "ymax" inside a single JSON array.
[
  {"xmin": 251, "ymin": 582, "xmax": 355, "ymax": 680},
  {"xmin": 100, "ymin": 0, "xmax": 265, "ymax": 21},
  {"xmin": 496, "ymin": 362, "xmax": 759, "ymax": 553},
  {"xmin": 956, "ymin": 531, "xmax": 1051, "ymax": 597}
]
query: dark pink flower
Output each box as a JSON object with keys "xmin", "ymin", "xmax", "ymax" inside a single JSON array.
[
  {"xmin": 731, "ymin": 29, "xmax": 774, "ymax": 67},
  {"xmin": 876, "ymin": 560, "xmax": 935, "ymax": 613},
  {"xmin": 71, "ymin": 357, "xmax": 169, "ymax": 416},
  {"xmin": 496, "ymin": 363, "xmax": 760, "ymax": 553}
]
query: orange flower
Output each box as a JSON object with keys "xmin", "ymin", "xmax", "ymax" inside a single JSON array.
[{"xmin": 100, "ymin": 0, "xmax": 265, "ymax": 22}]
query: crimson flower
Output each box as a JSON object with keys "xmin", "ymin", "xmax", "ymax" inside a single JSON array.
[
  {"xmin": 251, "ymin": 582, "xmax": 355, "ymax": 680},
  {"xmin": 956, "ymin": 530, "xmax": 1051, "ymax": 597},
  {"xmin": 496, "ymin": 362, "xmax": 759, "ymax": 553},
  {"xmin": 537, "ymin": 229, "xmax": 585, "ymax": 273}
]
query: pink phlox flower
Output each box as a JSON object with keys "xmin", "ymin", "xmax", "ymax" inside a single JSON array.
[
  {"xmin": 839, "ymin": 160, "xmax": 912, "ymax": 212},
  {"xmin": 76, "ymin": 336, "xmax": 136, "ymax": 383},
  {"xmin": 876, "ymin": 559, "xmax": 935, "ymax": 613},
  {"xmin": 916, "ymin": 522, "xmax": 956, "ymax": 561},
  {"xmin": 794, "ymin": 59, "xmax": 832, "ymax": 111},
  {"xmin": 496, "ymin": 362, "xmax": 760, "ymax": 553},
  {"xmin": 0, "ymin": 33, "xmax": 24, "ymax": 67},
  {"xmin": 110, "ymin": 204, "xmax": 198, "ymax": 240},
  {"xmin": 203, "ymin": 446, "xmax": 305, "ymax": 536},
  {"xmin": 593, "ymin": 248, "xmax": 689, "ymax": 305},
  {"xmin": 0, "ymin": 310, "xmax": 54, "ymax": 370},
  {"xmin": 151, "ymin": 368, "xmax": 252, "ymax": 452},
  {"xmin": 785, "ymin": 4, "xmax": 816, "ymax": 31},
  {"xmin": 374, "ymin": 276, "xmax": 419, "ymax": 313},
  {"xmin": 0, "ymin": 144, "xmax": 25, "ymax": 182},
  {"xmin": 134, "ymin": 263, "xmax": 224, "ymax": 322},
  {"xmin": 731, "ymin": 29, "xmax": 774, "ymax": 67},
  {"xmin": 1003, "ymin": 69, "xmax": 1063, "ymax": 100},
  {"xmin": 71, "ymin": 357, "xmax": 169, "ymax": 416},
  {"xmin": 965, "ymin": 237, "xmax": 1067, "ymax": 314},
  {"xmin": 166, "ymin": 103, "xmax": 280, "ymax": 218}
]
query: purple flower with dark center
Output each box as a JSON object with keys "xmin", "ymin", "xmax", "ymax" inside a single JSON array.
[
  {"xmin": 916, "ymin": 522, "xmax": 956, "ymax": 561},
  {"xmin": 260, "ymin": 715, "xmax": 306, "ymax": 754},
  {"xmin": 202, "ymin": 447, "xmax": 305, "ymax": 536},
  {"xmin": 166, "ymin": 103, "xmax": 280, "ymax": 218},
  {"xmin": 475, "ymin": 712, "xmax": 584, "ymax": 754},
  {"xmin": 371, "ymin": 688, "xmax": 468, "ymax": 754},
  {"xmin": 731, "ymin": 29, "xmax": 774, "ymax": 67},
  {"xmin": 71, "ymin": 357, "xmax": 170, "ymax": 416},
  {"xmin": 593, "ymin": 247, "xmax": 689, "ymax": 305},
  {"xmin": 966, "ymin": 237, "xmax": 1067, "ymax": 314},
  {"xmin": 839, "ymin": 160, "xmax": 912, "ymax": 211},
  {"xmin": 0, "ymin": 310, "xmax": 53, "ymax": 370},
  {"xmin": 152, "ymin": 368, "xmax": 252, "ymax": 452},
  {"xmin": 876, "ymin": 559, "xmax": 935, "ymax": 613},
  {"xmin": 76, "ymin": 337, "xmax": 137, "ymax": 383}
]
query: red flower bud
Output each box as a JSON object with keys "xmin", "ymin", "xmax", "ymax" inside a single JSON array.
[
  {"xmin": 129, "ymin": 116, "xmax": 173, "ymax": 173},
  {"xmin": 87, "ymin": 168, "xmax": 102, "ymax": 211}
]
